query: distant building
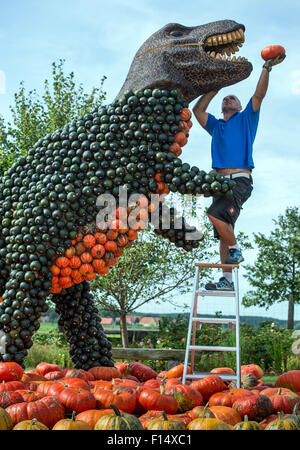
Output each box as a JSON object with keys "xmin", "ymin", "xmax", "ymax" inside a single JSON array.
[
  {"xmin": 101, "ymin": 317, "xmax": 114, "ymax": 326},
  {"xmin": 139, "ymin": 317, "xmax": 158, "ymax": 327}
]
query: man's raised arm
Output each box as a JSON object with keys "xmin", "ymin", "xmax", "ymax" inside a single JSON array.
[
  {"xmin": 252, "ymin": 53, "xmax": 286, "ymax": 112},
  {"xmin": 192, "ymin": 91, "xmax": 218, "ymax": 128}
]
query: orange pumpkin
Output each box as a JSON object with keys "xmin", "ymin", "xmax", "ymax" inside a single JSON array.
[
  {"xmin": 80, "ymin": 252, "xmax": 93, "ymax": 263},
  {"xmin": 106, "ymin": 229, "xmax": 118, "ymax": 241},
  {"xmin": 65, "ymin": 247, "xmax": 75, "ymax": 258},
  {"xmin": 50, "ymin": 265, "xmax": 60, "ymax": 276},
  {"xmin": 174, "ymin": 131, "xmax": 187, "ymax": 147},
  {"xmin": 209, "ymin": 388, "xmax": 255, "ymax": 407},
  {"xmin": 209, "ymin": 405, "xmax": 242, "ymax": 426},
  {"xmin": 83, "ymin": 235, "xmax": 96, "ymax": 248},
  {"xmin": 88, "ymin": 367, "xmax": 122, "ymax": 381},
  {"xmin": 92, "ymin": 259, "xmax": 107, "ymax": 273},
  {"xmin": 75, "ymin": 242, "xmax": 85, "ymax": 255},
  {"xmin": 180, "ymin": 107, "xmax": 191, "ymax": 121},
  {"xmin": 261, "ymin": 45, "xmax": 285, "ymax": 61},
  {"xmin": 60, "ymin": 267, "xmax": 72, "ymax": 276},
  {"xmin": 93, "ymin": 388, "xmax": 136, "ymax": 413},
  {"xmin": 167, "ymin": 364, "xmax": 192, "ymax": 380},
  {"xmin": 76, "ymin": 409, "xmax": 115, "ymax": 429},
  {"xmin": 55, "ymin": 257, "xmax": 69, "ymax": 268},
  {"xmin": 190, "ymin": 375, "xmax": 227, "ymax": 401},
  {"xmin": 105, "ymin": 241, "xmax": 118, "ymax": 252},
  {"xmin": 69, "ymin": 256, "xmax": 81, "ymax": 269},
  {"xmin": 94, "ymin": 232, "xmax": 107, "ymax": 244},
  {"xmin": 241, "ymin": 364, "xmax": 264, "ymax": 379},
  {"xmin": 79, "ymin": 263, "xmax": 94, "ymax": 276}
]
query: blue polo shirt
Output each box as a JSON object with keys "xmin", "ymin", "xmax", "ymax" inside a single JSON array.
[{"xmin": 204, "ymin": 98, "xmax": 260, "ymax": 170}]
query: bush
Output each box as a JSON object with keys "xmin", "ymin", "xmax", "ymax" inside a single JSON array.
[
  {"xmin": 150, "ymin": 315, "xmax": 298, "ymax": 374},
  {"xmin": 24, "ymin": 344, "xmax": 73, "ymax": 369}
]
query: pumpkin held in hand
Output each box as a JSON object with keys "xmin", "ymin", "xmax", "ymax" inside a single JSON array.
[{"xmin": 261, "ymin": 45, "xmax": 286, "ymax": 61}]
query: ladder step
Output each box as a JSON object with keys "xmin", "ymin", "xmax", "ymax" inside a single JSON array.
[
  {"xmin": 188, "ymin": 345, "xmax": 237, "ymax": 352},
  {"xmin": 185, "ymin": 372, "xmax": 238, "ymax": 381},
  {"xmin": 192, "ymin": 317, "xmax": 236, "ymax": 324},
  {"xmin": 196, "ymin": 290, "xmax": 236, "ymax": 297}
]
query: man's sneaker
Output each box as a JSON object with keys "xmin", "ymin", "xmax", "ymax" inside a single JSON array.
[
  {"xmin": 205, "ymin": 277, "xmax": 234, "ymax": 291},
  {"xmin": 225, "ymin": 248, "xmax": 244, "ymax": 264}
]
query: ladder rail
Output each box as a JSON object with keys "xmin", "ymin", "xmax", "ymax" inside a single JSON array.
[
  {"xmin": 234, "ymin": 267, "xmax": 241, "ymax": 388},
  {"xmin": 182, "ymin": 265, "xmax": 199, "ymax": 384}
]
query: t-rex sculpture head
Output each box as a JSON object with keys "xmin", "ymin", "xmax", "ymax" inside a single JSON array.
[{"xmin": 117, "ymin": 20, "xmax": 252, "ymax": 103}]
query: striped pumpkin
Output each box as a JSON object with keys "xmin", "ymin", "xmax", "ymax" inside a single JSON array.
[
  {"xmin": 146, "ymin": 411, "xmax": 185, "ymax": 430},
  {"xmin": 233, "ymin": 415, "xmax": 263, "ymax": 430},
  {"xmin": 265, "ymin": 413, "xmax": 300, "ymax": 430}
]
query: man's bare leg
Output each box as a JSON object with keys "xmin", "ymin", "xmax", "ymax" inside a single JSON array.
[
  {"xmin": 205, "ymin": 214, "xmax": 243, "ymax": 289},
  {"xmin": 207, "ymin": 214, "xmax": 236, "ymax": 246}
]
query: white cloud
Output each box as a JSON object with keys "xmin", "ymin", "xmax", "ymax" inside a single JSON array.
[{"xmin": 291, "ymin": 70, "xmax": 300, "ymax": 94}]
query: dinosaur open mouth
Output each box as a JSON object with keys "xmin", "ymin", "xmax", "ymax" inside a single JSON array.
[{"xmin": 203, "ymin": 27, "xmax": 248, "ymax": 62}]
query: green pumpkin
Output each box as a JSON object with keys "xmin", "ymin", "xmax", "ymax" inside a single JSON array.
[
  {"xmin": 233, "ymin": 415, "xmax": 263, "ymax": 430},
  {"xmin": 146, "ymin": 411, "xmax": 185, "ymax": 430},
  {"xmin": 94, "ymin": 404, "xmax": 143, "ymax": 430},
  {"xmin": 265, "ymin": 412, "xmax": 300, "ymax": 430},
  {"xmin": 283, "ymin": 403, "xmax": 300, "ymax": 427}
]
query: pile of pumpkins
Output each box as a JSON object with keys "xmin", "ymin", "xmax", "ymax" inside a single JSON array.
[{"xmin": 0, "ymin": 361, "xmax": 299, "ymax": 430}]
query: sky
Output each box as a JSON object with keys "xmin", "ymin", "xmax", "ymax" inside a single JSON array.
[{"xmin": 0, "ymin": 0, "xmax": 299, "ymax": 321}]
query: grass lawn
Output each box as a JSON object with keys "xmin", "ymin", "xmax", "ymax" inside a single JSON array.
[{"xmin": 261, "ymin": 375, "xmax": 278, "ymax": 383}]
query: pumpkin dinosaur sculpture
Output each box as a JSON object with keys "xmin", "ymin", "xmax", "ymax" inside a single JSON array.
[{"xmin": 0, "ymin": 21, "xmax": 252, "ymax": 368}]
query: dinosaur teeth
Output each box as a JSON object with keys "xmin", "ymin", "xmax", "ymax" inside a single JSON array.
[{"xmin": 205, "ymin": 27, "xmax": 245, "ymax": 46}]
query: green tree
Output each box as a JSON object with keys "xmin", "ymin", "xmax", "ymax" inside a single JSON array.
[
  {"xmin": 242, "ymin": 206, "xmax": 300, "ymax": 329},
  {"xmin": 0, "ymin": 59, "xmax": 107, "ymax": 175}
]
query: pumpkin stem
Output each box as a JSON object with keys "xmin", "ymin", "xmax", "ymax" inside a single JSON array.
[
  {"xmin": 293, "ymin": 403, "xmax": 299, "ymax": 415},
  {"xmin": 160, "ymin": 385, "xmax": 165, "ymax": 395},
  {"xmin": 161, "ymin": 411, "xmax": 168, "ymax": 422},
  {"xmin": 244, "ymin": 415, "xmax": 249, "ymax": 423},
  {"xmin": 30, "ymin": 418, "xmax": 37, "ymax": 429},
  {"xmin": 71, "ymin": 411, "xmax": 76, "ymax": 421},
  {"xmin": 109, "ymin": 403, "xmax": 121, "ymax": 416}
]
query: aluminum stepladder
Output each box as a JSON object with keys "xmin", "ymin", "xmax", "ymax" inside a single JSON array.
[{"xmin": 182, "ymin": 263, "xmax": 241, "ymax": 387}]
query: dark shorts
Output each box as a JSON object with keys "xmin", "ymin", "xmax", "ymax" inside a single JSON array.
[{"xmin": 207, "ymin": 176, "xmax": 253, "ymax": 239}]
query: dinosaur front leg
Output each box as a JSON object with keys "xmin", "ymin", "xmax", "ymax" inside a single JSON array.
[
  {"xmin": 51, "ymin": 280, "xmax": 114, "ymax": 370},
  {"xmin": 152, "ymin": 200, "xmax": 204, "ymax": 251}
]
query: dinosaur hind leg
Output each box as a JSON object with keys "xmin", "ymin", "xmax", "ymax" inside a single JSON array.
[
  {"xmin": 51, "ymin": 281, "xmax": 114, "ymax": 370},
  {"xmin": 0, "ymin": 268, "xmax": 52, "ymax": 367}
]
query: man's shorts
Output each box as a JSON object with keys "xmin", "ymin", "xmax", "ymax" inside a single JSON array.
[{"xmin": 207, "ymin": 175, "xmax": 253, "ymax": 239}]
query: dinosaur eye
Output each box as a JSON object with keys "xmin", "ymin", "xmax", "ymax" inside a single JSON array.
[{"xmin": 170, "ymin": 30, "xmax": 183, "ymax": 37}]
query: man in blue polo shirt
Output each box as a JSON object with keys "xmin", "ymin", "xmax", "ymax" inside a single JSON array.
[{"xmin": 193, "ymin": 54, "xmax": 285, "ymax": 290}]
